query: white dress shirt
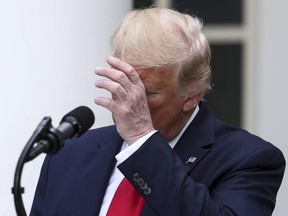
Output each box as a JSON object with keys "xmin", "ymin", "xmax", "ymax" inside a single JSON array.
[{"xmin": 99, "ymin": 106, "xmax": 199, "ymax": 215}]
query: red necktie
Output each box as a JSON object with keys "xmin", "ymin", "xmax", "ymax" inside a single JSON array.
[{"xmin": 106, "ymin": 177, "xmax": 145, "ymax": 216}]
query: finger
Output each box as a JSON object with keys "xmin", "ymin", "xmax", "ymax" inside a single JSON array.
[
  {"xmin": 94, "ymin": 96, "xmax": 116, "ymax": 112},
  {"xmin": 95, "ymin": 80, "xmax": 128, "ymax": 101},
  {"xmin": 107, "ymin": 56, "xmax": 141, "ymax": 85},
  {"xmin": 95, "ymin": 67, "xmax": 133, "ymax": 92}
]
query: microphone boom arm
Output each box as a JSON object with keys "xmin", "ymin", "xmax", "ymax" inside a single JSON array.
[
  {"xmin": 12, "ymin": 116, "xmax": 53, "ymax": 216},
  {"xmin": 11, "ymin": 106, "xmax": 95, "ymax": 216}
]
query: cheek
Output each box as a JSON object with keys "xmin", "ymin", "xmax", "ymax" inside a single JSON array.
[
  {"xmin": 147, "ymin": 99, "xmax": 161, "ymax": 118},
  {"xmin": 147, "ymin": 98, "xmax": 178, "ymax": 128},
  {"xmin": 147, "ymin": 98, "xmax": 165, "ymax": 125}
]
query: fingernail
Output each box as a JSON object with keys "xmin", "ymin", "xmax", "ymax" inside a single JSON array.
[
  {"xmin": 107, "ymin": 56, "xmax": 116, "ymax": 63},
  {"xmin": 95, "ymin": 67, "xmax": 102, "ymax": 74}
]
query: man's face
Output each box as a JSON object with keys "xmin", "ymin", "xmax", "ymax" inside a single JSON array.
[{"xmin": 138, "ymin": 68, "xmax": 192, "ymax": 141}]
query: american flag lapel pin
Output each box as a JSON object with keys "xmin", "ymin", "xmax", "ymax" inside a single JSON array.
[{"xmin": 186, "ymin": 156, "xmax": 197, "ymax": 164}]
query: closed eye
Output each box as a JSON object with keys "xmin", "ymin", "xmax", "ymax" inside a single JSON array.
[{"xmin": 145, "ymin": 91, "xmax": 157, "ymax": 96}]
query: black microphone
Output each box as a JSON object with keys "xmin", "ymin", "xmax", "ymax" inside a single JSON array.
[
  {"xmin": 58, "ymin": 106, "xmax": 95, "ymax": 138},
  {"xmin": 27, "ymin": 106, "xmax": 95, "ymax": 161}
]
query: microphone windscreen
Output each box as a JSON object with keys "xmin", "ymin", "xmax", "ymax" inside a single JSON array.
[{"xmin": 62, "ymin": 106, "xmax": 95, "ymax": 136}]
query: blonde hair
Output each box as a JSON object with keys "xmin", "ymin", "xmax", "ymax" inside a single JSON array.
[{"xmin": 110, "ymin": 7, "xmax": 211, "ymax": 97}]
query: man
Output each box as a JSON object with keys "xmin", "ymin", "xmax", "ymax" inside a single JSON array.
[{"xmin": 30, "ymin": 8, "xmax": 285, "ymax": 216}]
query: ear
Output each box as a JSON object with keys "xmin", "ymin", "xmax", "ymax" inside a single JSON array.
[{"xmin": 183, "ymin": 93, "xmax": 202, "ymax": 112}]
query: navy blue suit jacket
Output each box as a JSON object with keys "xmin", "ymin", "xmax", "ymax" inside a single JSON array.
[{"xmin": 30, "ymin": 102, "xmax": 285, "ymax": 215}]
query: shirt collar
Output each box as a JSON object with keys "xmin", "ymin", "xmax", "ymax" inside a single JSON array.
[{"xmin": 168, "ymin": 105, "xmax": 199, "ymax": 149}]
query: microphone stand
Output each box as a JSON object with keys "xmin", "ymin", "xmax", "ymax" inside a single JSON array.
[{"xmin": 12, "ymin": 117, "xmax": 53, "ymax": 216}]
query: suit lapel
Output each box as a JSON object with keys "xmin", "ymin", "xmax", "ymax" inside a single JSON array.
[
  {"xmin": 71, "ymin": 127, "xmax": 124, "ymax": 215},
  {"xmin": 173, "ymin": 102, "xmax": 215, "ymax": 171}
]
